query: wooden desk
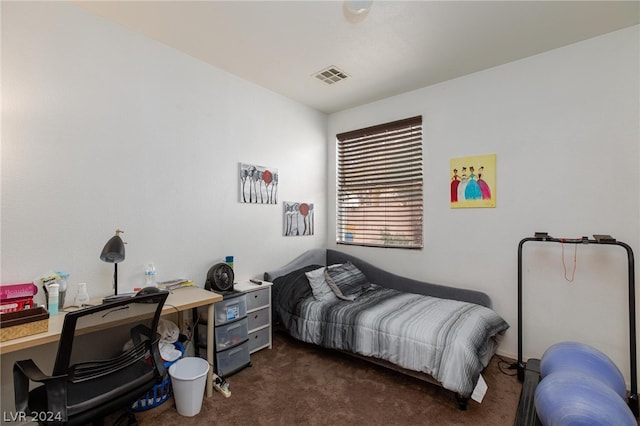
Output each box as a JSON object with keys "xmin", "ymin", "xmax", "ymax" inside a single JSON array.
[{"xmin": 0, "ymin": 287, "xmax": 222, "ymax": 397}]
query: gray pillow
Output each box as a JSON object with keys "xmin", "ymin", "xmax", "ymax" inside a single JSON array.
[
  {"xmin": 305, "ymin": 266, "xmax": 338, "ymax": 302},
  {"xmin": 324, "ymin": 261, "xmax": 370, "ymax": 297}
]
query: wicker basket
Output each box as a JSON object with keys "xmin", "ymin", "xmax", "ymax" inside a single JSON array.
[{"xmin": 0, "ymin": 307, "xmax": 49, "ymax": 342}]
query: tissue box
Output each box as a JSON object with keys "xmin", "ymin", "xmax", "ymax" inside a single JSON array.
[{"xmin": 0, "ymin": 307, "xmax": 49, "ymax": 342}]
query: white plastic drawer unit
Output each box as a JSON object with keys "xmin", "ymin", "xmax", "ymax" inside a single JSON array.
[
  {"xmin": 214, "ymin": 294, "xmax": 247, "ymax": 326},
  {"xmin": 246, "ymin": 287, "xmax": 269, "ymax": 311},
  {"xmin": 215, "ymin": 340, "xmax": 251, "ymax": 377},
  {"xmin": 214, "ymin": 317, "xmax": 248, "ymax": 351}
]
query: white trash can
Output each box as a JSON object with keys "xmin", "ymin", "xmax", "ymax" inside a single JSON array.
[{"xmin": 168, "ymin": 357, "xmax": 210, "ymax": 417}]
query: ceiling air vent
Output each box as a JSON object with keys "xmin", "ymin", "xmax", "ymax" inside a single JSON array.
[{"xmin": 313, "ymin": 66, "xmax": 349, "ymax": 85}]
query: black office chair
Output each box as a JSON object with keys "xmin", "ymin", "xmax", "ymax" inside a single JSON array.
[{"xmin": 14, "ymin": 291, "xmax": 169, "ymax": 425}]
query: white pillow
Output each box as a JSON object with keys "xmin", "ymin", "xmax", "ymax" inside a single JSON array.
[{"xmin": 305, "ymin": 266, "xmax": 338, "ymax": 302}]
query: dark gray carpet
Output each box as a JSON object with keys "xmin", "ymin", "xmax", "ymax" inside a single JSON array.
[{"xmin": 133, "ymin": 332, "xmax": 521, "ymax": 425}]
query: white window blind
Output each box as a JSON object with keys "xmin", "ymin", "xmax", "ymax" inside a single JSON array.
[{"xmin": 336, "ymin": 116, "xmax": 423, "ymax": 249}]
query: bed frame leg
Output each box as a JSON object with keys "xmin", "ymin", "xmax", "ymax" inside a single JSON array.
[{"xmin": 455, "ymin": 394, "xmax": 468, "ymax": 411}]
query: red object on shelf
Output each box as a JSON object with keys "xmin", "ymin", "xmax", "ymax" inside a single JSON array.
[{"xmin": 0, "ymin": 297, "xmax": 36, "ymax": 313}]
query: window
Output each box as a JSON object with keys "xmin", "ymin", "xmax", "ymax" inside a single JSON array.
[{"xmin": 336, "ymin": 116, "xmax": 423, "ymax": 249}]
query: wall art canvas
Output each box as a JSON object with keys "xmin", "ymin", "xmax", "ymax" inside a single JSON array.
[
  {"xmin": 239, "ymin": 163, "xmax": 278, "ymax": 204},
  {"xmin": 450, "ymin": 154, "xmax": 496, "ymax": 208},
  {"xmin": 283, "ymin": 201, "xmax": 314, "ymax": 236}
]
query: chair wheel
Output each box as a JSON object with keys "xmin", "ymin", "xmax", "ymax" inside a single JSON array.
[{"xmin": 112, "ymin": 410, "xmax": 137, "ymax": 426}]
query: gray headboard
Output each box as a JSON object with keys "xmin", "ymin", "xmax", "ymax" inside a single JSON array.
[
  {"xmin": 263, "ymin": 248, "xmax": 327, "ymax": 282},
  {"xmin": 326, "ymin": 249, "xmax": 491, "ymax": 308},
  {"xmin": 264, "ymin": 248, "xmax": 492, "ymax": 308}
]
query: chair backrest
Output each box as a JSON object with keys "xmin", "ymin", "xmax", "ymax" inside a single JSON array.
[{"xmin": 52, "ymin": 292, "xmax": 168, "ymax": 378}]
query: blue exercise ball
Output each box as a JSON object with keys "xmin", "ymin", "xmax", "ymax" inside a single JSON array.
[
  {"xmin": 540, "ymin": 341, "xmax": 627, "ymax": 399},
  {"xmin": 535, "ymin": 371, "xmax": 636, "ymax": 426}
]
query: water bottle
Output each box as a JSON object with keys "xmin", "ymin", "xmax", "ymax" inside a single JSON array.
[
  {"xmin": 144, "ymin": 263, "xmax": 157, "ymax": 288},
  {"xmin": 48, "ymin": 283, "xmax": 59, "ymax": 316}
]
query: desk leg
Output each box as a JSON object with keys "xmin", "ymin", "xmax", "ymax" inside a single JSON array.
[{"xmin": 206, "ymin": 302, "xmax": 214, "ymax": 398}]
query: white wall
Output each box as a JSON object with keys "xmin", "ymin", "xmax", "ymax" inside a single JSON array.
[
  {"xmin": 1, "ymin": 1, "xmax": 327, "ymax": 306},
  {"xmin": 1, "ymin": 1, "xmax": 327, "ymax": 413},
  {"xmin": 328, "ymin": 26, "xmax": 640, "ymax": 386}
]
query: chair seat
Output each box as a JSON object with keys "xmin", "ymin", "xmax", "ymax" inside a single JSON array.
[
  {"xmin": 67, "ymin": 360, "xmax": 156, "ymax": 415},
  {"xmin": 28, "ymin": 360, "xmax": 158, "ymax": 424}
]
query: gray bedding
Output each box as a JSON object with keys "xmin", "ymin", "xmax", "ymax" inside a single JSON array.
[{"xmin": 270, "ymin": 261, "xmax": 509, "ymax": 398}]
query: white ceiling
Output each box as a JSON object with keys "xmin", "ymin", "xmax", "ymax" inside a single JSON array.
[{"xmin": 74, "ymin": 1, "xmax": 639, "ymax": 114}]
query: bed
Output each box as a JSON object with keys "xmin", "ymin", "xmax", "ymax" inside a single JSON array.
[{"xmin": 264, "ymin": 248, "xmax": 509, "ymax": 410}]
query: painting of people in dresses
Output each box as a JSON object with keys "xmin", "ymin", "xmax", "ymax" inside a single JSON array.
[{"xmin": 450, "ymin": 154, "xmax": 496, "ymax": 208}]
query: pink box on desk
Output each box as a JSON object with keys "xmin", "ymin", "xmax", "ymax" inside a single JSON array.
[
  {"xmin": 0, "ymin": 283, "xmax": 38, "ymax": 313},
  {"xmin": 1, "ymin": 283, "xmax": 38, "ymax": 301}
]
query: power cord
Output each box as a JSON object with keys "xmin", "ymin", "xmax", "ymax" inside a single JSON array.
[{"xmin": 496, "ymin": 354, "xmax": 518, "ymax": 376}]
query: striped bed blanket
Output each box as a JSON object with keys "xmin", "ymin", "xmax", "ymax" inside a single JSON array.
[{"xmin": 272, "ymin": 265, "xmax": 509, "ymax": 397}]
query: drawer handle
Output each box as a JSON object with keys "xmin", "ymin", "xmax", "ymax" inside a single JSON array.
[
  {"xmin": 229, "ymin": 346, "xmax": 244, "ymax": 355},
  {"xmin": 228, "ymin": 322, "xmax": 244, "ymax": 331}
]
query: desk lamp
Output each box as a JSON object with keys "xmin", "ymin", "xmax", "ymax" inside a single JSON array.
[{"xmin": 100, "ymin": 229, "xmax": 125, "ymax": 295}]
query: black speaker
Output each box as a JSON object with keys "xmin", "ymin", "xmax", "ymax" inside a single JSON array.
[{"xmin": 205, "ymin": 263, "xmax": 235, "ymax": 293}]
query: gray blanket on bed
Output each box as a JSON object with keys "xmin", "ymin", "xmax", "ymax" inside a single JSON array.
[{"xmin": 272, "ymin": 265, "xmax": 509, "ymax": 397}]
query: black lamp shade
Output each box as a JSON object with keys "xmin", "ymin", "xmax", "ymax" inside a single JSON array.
[{"xmin": 100, "ymin": 235, "xmax": 125, "ymax": 263}]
